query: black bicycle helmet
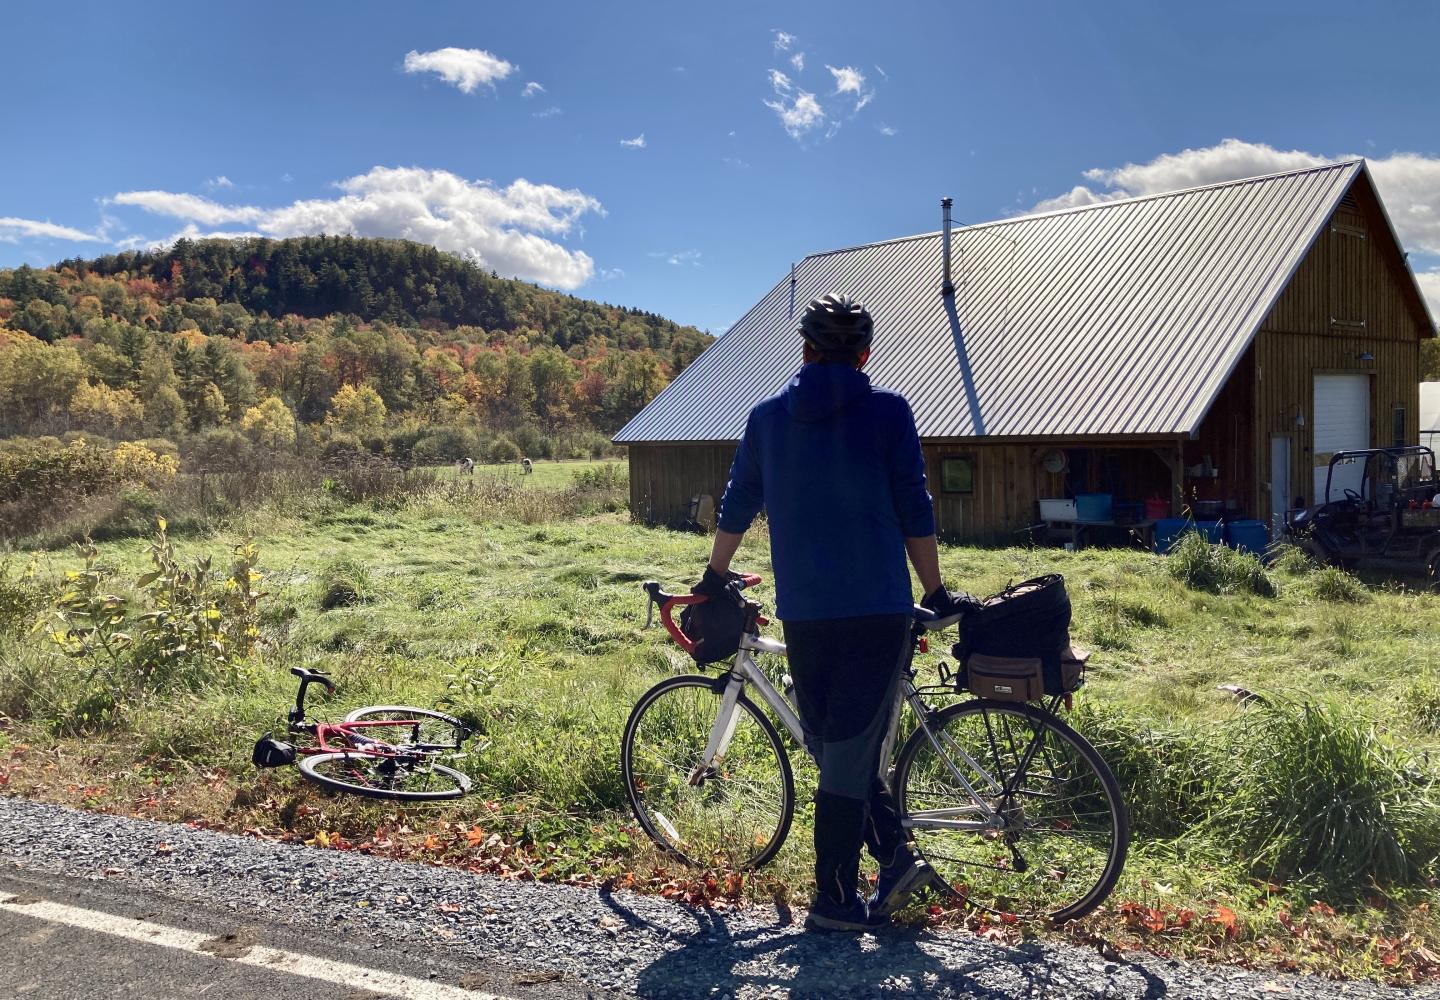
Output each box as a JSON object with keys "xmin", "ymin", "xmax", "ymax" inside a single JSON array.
[{"xmin": 798, "ymin": 293, "xmax": 873, "ymax": 356}]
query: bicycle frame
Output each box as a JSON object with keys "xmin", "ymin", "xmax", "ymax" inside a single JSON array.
[{"xmin": 706, "ymin": 632, "xmax": 1008, "ymax": 832}]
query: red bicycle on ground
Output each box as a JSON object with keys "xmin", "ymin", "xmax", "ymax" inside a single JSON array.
[{"xmin": 252, "ymin": 667, "xmax": 475, "ymax": 801}]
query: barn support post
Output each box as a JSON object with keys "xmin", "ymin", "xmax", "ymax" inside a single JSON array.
[{"xmin": 1150, "ymin": 443, "xmax": 1185, "ymax": 517}]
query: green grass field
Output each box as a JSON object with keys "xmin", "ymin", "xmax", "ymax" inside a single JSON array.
[{"xmin": 3, "ymin": 463, "xmax": 1440, "ymax": 982}]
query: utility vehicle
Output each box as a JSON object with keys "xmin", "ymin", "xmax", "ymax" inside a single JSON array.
[{"xmin": 1283, "ymin": 446, "xmax": 1440, "ymax": 578}]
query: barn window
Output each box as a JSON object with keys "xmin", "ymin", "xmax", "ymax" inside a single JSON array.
[
  {"xmin": 1394, "ymin": 406, "xmax": 1407, "ymax": 448},
  {"xmin": 940, "ymin": 456, "xmax": 975, "ymax": 495}
]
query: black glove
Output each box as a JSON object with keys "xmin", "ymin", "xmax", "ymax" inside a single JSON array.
[
  {"xmin": 691, "ymin": 564, "xmax": 733, "ymax": 598},
  {"xmin": 922, "ymin": 586, "xmax": 979, "ymax": 622}
]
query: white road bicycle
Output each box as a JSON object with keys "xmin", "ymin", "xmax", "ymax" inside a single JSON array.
[{"xmin": 620, "ymin": 575, "xmax": 1129, "ymax": 922}]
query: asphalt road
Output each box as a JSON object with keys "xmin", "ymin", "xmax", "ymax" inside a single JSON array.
[{"xmin": 2, "ymin": 797, "xmax": 1434, "ymax": 1000}]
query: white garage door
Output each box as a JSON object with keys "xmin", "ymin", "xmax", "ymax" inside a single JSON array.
[{"xmin": 1313, "ymin": 374, "xmax": 1370, "ymax": 502}]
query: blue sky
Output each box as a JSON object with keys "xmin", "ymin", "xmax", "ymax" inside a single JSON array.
[{"xmin": 2, "ymin": 1, "xmax": 1438, "ymax": 331}]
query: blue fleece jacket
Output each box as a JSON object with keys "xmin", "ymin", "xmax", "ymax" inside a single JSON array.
[{"xmin": 716, "ymin": 362, "xmax": 936, "ymax": 622}]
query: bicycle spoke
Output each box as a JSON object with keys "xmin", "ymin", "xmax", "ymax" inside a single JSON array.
[
  {"xmin": 623, "ymin": 677, "xmax": 792, "ymax": 870},
  {"xmin": 898, "ymin": 701, "xmax": 1126, "ymax": 921}
]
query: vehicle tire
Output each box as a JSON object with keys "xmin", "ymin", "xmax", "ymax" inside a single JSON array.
[
  {"xmin": 299, "ymin": 752, "xmax": 471, "ymax": 801},
  {"xmin": 343, "ymin": 706, "xmax": 470, "ymax": 751},
  {"xmin": 621, "ymin": 674, "xmax": 794, "ymax": 871},
  {"xmin": 894, "ymin": 699, "xmax": 1128, "ymax": 923}
]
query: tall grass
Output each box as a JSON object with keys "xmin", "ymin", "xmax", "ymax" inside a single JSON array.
[
  {"xmin": 1166, "ymin": 530, "xmax": 1276, "ymax": 597},
  {"xmin": 1211, "ymin": 699, "xmax": 1440, "ymax": 890}
]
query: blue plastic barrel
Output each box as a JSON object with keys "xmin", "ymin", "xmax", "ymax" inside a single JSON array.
[
  {"xmin": 1075, "ymin": 492, "xmax": 1113, "ymax": 521},
  {"xmin": 1154, "ymin": 518, "xmax": 1191, "ymax": 553},
  {"xmin": 1225, "ymin": 519, "xmax": 1269, "ymax": 554}
]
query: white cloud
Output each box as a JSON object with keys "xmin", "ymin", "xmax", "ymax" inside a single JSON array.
[
  {"xmin": 827, "ymin": 65, "xmax": 865, "ymax": 96},
  {"xmin": 109, "ymin": 167, "xmax": 604, "ymax": 289},
  {"xmin": 765, "ymin": 91, "xmax": 824, "ymax": 140},
  {"xmin": 827, "ymin": 64, "xmax": 874, "ymax": 113},
  {"xmin": 764, "ymin": 68, "xmax": 823, "ymax": 140},
  {"xmin": 599, "ymin": 267, "xmax": 626, "ymax": 280},
  {"xmin": 281, "ymin": 173, "xmax": 294, "ymax": 183},
  {"xmin": 403, "ymin": 47, "xmax": 514, "ymax": 94},
  {"xmin": 1026, "ymin": 139, "xmax": 1440, "ymax": 259},
  {"xmin": 772, "ymin": 30, "xmax": 796, "ymax": 51},
  {"xmin": 109, "ymin": 190, "xmax": 264, "ymax": 226},
  {"xmin": 0, "ymin": 216, "xmax": 102, "ymax": 243},
  {"xmin": 532, "ymin": 106, "xmax": 562, "ymax": 119},
  {"xmin": 878, "ymin": 123, "xmax": 897, "ymax": 137},
  {"xmin": 651, "ymin": 249, "xmax": 701, "ymax": 267},
  {"xmin": 723, "ymin": 156, "xmax": 750, "ymax": 168},
  {"xmin": 790, "ymin": 52, "xmax": 805, "ymax": 71},
  {"xmin": 204, "ymin": 175, "xmax": 234, "ymax": 191},
  {"xmin": 521, "ymin": 81, "xmax": 545, "ymax": 98},
  {"xmin": 620, "ymin": 133, "xmax": 646, "ymax": 149}
]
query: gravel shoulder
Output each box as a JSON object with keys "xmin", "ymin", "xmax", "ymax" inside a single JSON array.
[{"xmin": 0, "ymin": 796, "xmax": 1432, "ymax": 1000}]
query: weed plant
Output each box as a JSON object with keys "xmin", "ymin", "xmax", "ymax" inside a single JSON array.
[{"xmin": 1166, "ymin": 530, "xmax": 1276, "ymax": 596}]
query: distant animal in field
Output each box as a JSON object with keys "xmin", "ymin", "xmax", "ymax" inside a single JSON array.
[
  {"xmin": 457, "ymin": 458, "xmax": 474, "ymax": 475},
  {"xmin": 521, "ymin": 457, "xmax": 533, "ymax": 474}
]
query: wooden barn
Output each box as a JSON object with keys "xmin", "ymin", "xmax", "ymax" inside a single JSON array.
[{"xmin": 615, "ymin": 162, "xmax": 1436, "ymax": 543}]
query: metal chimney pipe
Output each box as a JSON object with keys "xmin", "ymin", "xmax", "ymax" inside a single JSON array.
[{"xmin": 940, "ymin": 197, "xmax": 954, "ymax": 297}]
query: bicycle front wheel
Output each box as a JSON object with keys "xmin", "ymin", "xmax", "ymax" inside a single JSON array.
[
  {"xmin": 895, "ymin": 700, "xmax": 1127, "ymax": 922},
  {"xmin": 621, "ymin": 674, "xmax": 794, "ymax": 870},
  {"xmin": 299, "ymin": 752, "xmax": 471, "ymax": 801}
]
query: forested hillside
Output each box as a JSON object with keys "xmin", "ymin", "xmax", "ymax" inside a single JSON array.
[{"xmin": 0, "ymin": 237, "xmax": 710, "ymax": 460}]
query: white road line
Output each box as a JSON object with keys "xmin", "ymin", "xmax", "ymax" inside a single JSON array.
[{"xmin": 0, "ymin": 896, "xmax": 517, "ymax": 1000}]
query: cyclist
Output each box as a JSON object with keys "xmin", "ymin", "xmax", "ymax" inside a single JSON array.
[{"xmin": 693, "ymin": 293, "xmax": 963, "ymax": 931}]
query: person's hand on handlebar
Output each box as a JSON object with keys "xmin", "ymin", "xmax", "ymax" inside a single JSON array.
[
  {"xmin": 922, "ymin": 585, "xmax": 978, "ymax": 623},
  {"xmin": 691, "ymin": 564, "xmax": 733, "ymax": 598},
  {"xmin": 688, "ymin": 567, "xmax": 748, "ymax": 608}
]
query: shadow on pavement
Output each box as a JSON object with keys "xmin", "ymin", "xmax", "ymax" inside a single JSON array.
[{"xmin": 601, "ymin": 888, "xmax": 1168, "ymax": 999}]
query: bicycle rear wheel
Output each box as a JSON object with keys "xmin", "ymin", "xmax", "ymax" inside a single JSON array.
[
  {"xmin": 895, "ymin": 699, "xmax": 1127, "ymax": 922},
  {"xmin": 343, "ymin": 706, "xmax": 470, "ymax": 751},
  {"xmin": 621, "ymin": 675, "xmax": 794, "ymax": 870},
  {"xmin": 299, "ymin": 752, "xmax": 470, "ymax": 801}
]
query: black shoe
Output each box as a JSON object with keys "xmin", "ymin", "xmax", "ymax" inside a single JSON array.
[
  {"xmin": 804, "ymin": 894, "xmax": 887, "ymax": 932},
  {"xmin": 867, "ymin": 855, "xmax": 932, "ymax": 918}
]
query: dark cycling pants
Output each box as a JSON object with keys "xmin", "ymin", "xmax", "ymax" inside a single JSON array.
[{"xmin": 783, "ymin": 613, "xmax": 912, "ymax": 901}]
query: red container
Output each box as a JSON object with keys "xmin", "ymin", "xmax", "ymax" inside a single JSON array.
[{"xmin": 1145, "ymin": 496, "xmax": 1170, "ymax": 520}]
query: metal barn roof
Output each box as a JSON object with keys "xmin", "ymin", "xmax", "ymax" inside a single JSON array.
[{"xmin": 616, "ymin": 160, "xmax": 1373, "ymax": 444}]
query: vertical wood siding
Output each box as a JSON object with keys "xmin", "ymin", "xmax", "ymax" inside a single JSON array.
[{"xmin": 1250, "ymin": 188, "xmax": 1428, "ymax": 517}]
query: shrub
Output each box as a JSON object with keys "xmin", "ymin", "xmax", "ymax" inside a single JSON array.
[
  {"xmin": 489, "ymin": 435, "xmax": 522, "ymax": 463},
  {"xmin": 0, "ymin": 557, "xmax": 47, "ymax": 638},
  {"xmin": 1211, "ymin": 699, "xmax": 1440, "ymax": 889},
  {"xmin": 1305, "ymin": 566, "xmax": 1369, "ymax": 603},
  {"xmin": 1266, "ymin": 543, "xmax": 1316, "ymax": 576},
  {"xmin": 411, "ymin": 425, "xmax": 483, "ymax": 464},
  {"xmin": 1165, "ymin": 530, "xmax": 1275, "ymax": 597},
  {"xmin": 185, "ymin": 428, "xmax": 255, "ymax": 472},
  {"xmin": 34, "ymin": 523, "xmax": 264, "ymax": 729},
  {"xmin": 316, "ymin": 555, "xmax": 373, "ymax": 610}
]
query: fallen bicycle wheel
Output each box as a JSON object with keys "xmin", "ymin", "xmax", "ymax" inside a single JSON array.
[{"xmin": 299, "ymin": 752, "xmax": 471, "ymax": 801}]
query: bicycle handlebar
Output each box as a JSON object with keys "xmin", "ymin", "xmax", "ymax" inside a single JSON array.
[{"xmin": 643, "ymin": 575, "xmax": 764, "ymax": 655}]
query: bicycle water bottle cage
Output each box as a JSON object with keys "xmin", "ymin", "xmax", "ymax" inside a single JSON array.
[{"xmin": 252, "ymin": 732, "xmax": 296, "ymax": 768}]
